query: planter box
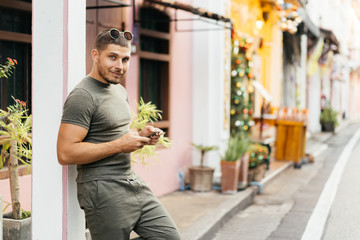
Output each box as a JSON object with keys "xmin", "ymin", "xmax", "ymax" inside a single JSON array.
[
  {"xmin": 189, "ymin": 166, "xmax": 214, "ymax": 192},
  {"xmin": 221, "ymin": 160, "xmax": 240, "ymax": 194},
  {"xmin": 321, "ymin": 121, "xmax": 335, "ymax": 132},
  {"xmin": 3, "ymin": 213, "xmax": 31, "ymax": 240}
]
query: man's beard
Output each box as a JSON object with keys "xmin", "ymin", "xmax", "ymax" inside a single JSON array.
[{"xmin": 98, "ymin": 65, "xmax": 125, "ymax": 85}]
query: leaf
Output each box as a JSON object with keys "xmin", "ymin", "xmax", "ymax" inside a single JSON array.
[{"xmin": 130, "ymin": 98, "xmax": 172, "ymax": 166}]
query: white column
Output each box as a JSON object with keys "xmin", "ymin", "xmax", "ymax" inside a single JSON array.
[
  {"xmin": 33, "ymin": 0, "xmax": 86, "ymax": 239},
  {"xmin": 299, "ymin": 34, "xmax": 308, "ymax": 109},
  {"xmin": 192, "ymin": 0, "xmax": 229, "ymax": 176},
  {"xmin": 32, "ymin": 0, "xmax": 64, "ymax": 239}
]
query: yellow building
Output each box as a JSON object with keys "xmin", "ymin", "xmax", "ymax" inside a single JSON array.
[{"xmin": 231, "ymin": 0, "xmax": 283, "ymax": 116}]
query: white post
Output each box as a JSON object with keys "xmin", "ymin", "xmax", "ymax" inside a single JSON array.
[
  {"xmin": 33, "ymin": 0, "xmax": 86, "ymax": 239},
  {"xmin": 192, "ymin": 0, "xmax": 229, "ymax": 177},
  {"xmin": 299, "ymin": 33, "xmax": 308, "ymax": 109},
  {"xmin": 32, "ymin": 0, "xmax": 64, "ymax": 238}
]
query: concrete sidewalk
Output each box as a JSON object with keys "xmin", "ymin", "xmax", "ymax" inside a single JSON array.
[
  {"xmin": 159, "ymin": 163, "xmax": 291, "ymax": 240},
  {"xmin": 157, "ymin": 121, "xmax": 353, "ymax": 240}
]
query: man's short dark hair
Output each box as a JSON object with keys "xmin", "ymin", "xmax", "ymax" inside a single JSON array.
[{"xmin": 94, "ymin": 28, "xmax": 131, "ymax": 51}]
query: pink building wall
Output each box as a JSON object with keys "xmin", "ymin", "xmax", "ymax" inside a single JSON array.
[
  {"xmin": 1, "ymin": 175, "xmax": 32, "ymax": 212},
  {"xmin": 128, "ymin": 5, "xmax": 193, "ymax": 197}
]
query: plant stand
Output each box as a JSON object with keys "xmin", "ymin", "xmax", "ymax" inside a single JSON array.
[
  {"xmin": 3, "ymin": 213, "xmax": 31, "ymax": 240},
  {"xmin": 221, "ymin": 160, "xmax": 240, "ymax": 194},
  {"xmin": 189, "ymin": 166, "xmax": 214, "ymax": 192}
]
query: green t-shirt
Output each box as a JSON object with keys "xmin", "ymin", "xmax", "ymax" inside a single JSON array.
[{"xmin": 61, "ymin": 76, "xmax": 134, "ymax": 182}]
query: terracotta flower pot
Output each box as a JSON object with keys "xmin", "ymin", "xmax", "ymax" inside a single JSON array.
[{"xmin": 221, "ymin": 159, "xmax": 241, "ymax": 194}]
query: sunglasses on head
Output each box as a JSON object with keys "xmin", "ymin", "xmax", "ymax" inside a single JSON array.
[{"xmin": 99, "ymin": 28, "xmax": 133, "ymax": 41}]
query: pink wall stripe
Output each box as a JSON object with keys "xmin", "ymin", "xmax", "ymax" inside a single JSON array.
[{"xmin": 62, "ymin": 0, "xmax": 69, "ymax": 239}]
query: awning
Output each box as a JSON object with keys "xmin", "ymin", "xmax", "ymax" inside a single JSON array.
[
  {"xmin": 143, "ymin": 0, "xmax": 233, "ymax": 30},
  {"xmin": 86, "ymin": 0, "xmax": 131, "ymax": 9}
]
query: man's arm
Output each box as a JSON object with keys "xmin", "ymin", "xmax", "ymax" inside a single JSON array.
[{"xmin": 57, "ymin": 123, "xmax": 151, "ymax": 165}]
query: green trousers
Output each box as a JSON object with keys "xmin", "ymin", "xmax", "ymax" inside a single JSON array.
[{"xmin": 77, "ymin": 177, "xmax": 181, "ymax": 240}]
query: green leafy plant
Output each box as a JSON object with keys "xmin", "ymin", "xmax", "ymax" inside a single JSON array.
[
  {"xmin": 130, "ymin": 98, "xmax": 172, "ymax": 166},
  {"xmin": 0, "ymin": 59, "xmax": 32, "ymax": 220},
  {"xmin": 0, "ymin": 98, "xmax": 32, "ymax": 167},
  {"xmin": 248, "ymin": 143, "xmax": 268, "ymax": 168},
  {"xmin": 222, "ymin": 134, "xmax": 249, "ymax": 162},
  {"xmin": 191, "ymin": 143, "xmax": 218, "ymax": 167},
  {"xmin": 0, "ymin": 58, "xmax": 17, "ymax": 78},
  {"xmin": 320, "ymin": 105, "xmax": 338, "ymax": 126}
]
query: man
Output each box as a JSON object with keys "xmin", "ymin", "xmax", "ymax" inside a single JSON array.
[{"xmin": 57, "ymin": 28, "xmax": 181, "ymax": 240}]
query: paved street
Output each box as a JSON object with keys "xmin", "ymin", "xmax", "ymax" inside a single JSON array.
[{"xmin": 212, "ymin": 122, "xmax": 360, "ymax": 240}]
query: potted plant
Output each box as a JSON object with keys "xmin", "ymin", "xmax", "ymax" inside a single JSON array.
[
  {"xmin": 0, "ymin": 58, "xmax": 32, "ymax": 240},
  {"xmin": 320, "ymin": 104, "xmax": 338, "ymax": 132},
  {"xmin": 189, "ymin": 143, "xmax": 218, "ymax": 192},
  {"xmin": 248, "ymin": 144, "xmax": 269, "ymax": 182},
  {"xmin": 220, "ymin": 134, "xmax": 249, "ymax": 193}
]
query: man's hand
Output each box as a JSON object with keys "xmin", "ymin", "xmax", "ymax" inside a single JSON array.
[
  {"xmin": 139, "ymin": 126, "xmax": 163, "ymax": 145},
  {"xmin": 116, "ymin": 130, "xmax": 151, "ymax": 153}
]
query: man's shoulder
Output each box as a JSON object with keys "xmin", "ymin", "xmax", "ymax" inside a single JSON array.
[{"xmin": 71, "ymin": 77, "xmax": 105, "ymax": 97}]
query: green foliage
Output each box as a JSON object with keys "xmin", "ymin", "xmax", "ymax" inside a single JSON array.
[
  {"xmin": 222, "ymin": 134, "xmax": 250, "ymax": 162},
  {"xmin": 249, "ymin": 144, "xmax": 268, "ymax": 168},
  {"xmin": 0, "ymin": 97, "xmax": 32, "ymax": 169},
  {"xmin": 0, "ymin": 58, "xmax": 17, "ymax": 79},
  {"xmin": 191, "ymin": 143, "xmax": 218, "ymax": 153},
  {"xmin": 320, "ymin": 105, "xmax": 338, "ymax": 126},
  {"xmin": 130, "ymin": 98, "xmax": 172, "ymax": 166},
  {"xmin": 130, "ymin": 98, "xmax": 162, "ymax": 130},
  {"xmin": 191, "ymin": 143, "xmax": 218, "ymax": 167},
  {"xmin": 2, "ymin": 200, "xmax": 31, "ymax": 219},
  {"xmin": 21, "ymin": 210, "xmax": 31, "ymax": 219}
]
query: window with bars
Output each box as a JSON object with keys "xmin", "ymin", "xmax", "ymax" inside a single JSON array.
[
  {"xmin": 139, "ymin": 7, "xmax": 170, "ymax": 133},
  {"xmin": 0, "ymin": 0, "xmax": 32, "ymax": 111}
]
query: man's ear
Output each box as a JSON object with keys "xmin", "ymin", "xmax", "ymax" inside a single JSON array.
[{"xmin": 91, "ymin": 49, "xmax": 99, "ymax": 63}]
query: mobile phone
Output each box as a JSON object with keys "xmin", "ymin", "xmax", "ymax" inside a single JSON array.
[{"xmin": 147, "ymin": 130, "xmax": 160, "ymax": 138}]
